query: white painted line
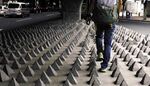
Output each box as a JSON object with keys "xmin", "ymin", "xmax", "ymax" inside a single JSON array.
[
  {"xmin": 46, "ymin": 14, "xmax": 54, "ymax": 17},
  {"xmin": 16, "ymin": 18, "xmax": 32, "ymax": 22}
]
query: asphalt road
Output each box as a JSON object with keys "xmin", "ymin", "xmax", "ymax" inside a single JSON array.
[
  {"xmin": 0, "ymin": 12, "xmax": 61, "ymax": 30},
  {"xmin": 117, "ymin": 20, "xmax": 150, "ymax": 35}
]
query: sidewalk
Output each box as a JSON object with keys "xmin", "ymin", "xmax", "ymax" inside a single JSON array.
[{"xmin": 119, "ymin": 16, "xmax": 150, "ymax": 22}]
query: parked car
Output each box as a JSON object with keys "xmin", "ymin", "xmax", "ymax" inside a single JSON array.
[
  {"xmin": 0, "ymin": 5, "xmax": 8, "ymax": 16},
  {"xmin": 5, "ymin": 2, "xmax": 30, "ymax": 17}
]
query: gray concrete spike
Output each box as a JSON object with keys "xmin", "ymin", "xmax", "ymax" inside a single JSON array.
[
  {"xmin": 25, "ymin": 53, "xmax": 33, "ymax": 61},
  {"xmin": 145, "ymin": 59, "xmax": 150, "ymax": 67},
  {"xmin": 132, "ymin": 48, "xmax": 139, "ymax": 55},
  {"xmin": 42, "ymin": 53, "xmax": 50, "ymax": 61},
  {"xmin": 111, "ymin": 67, "xmax": 120, "ymax": 77},
  {"xmin": 63, "ymin": 79, "xmax": 73, "ymax": 86},
  {"xmin": 43, "ymin": 43, "xmax": 49, "ymax": 49},
  {"xmin": 16, "ymin": 71, "xmax": 28, "ymax": 83},
  {"xmin": 136, "ymin": 51, "xmax": 143, "ymax": 58},
  {"xmin": 9, "ymin": 53, "xmax": 18, "ymax": 61},
  {"xmin": 3, "ymin": 64, "xmax": 15, "ymax": 76},
  {"xmin": 46, "ymin": 65, "xmax": 57, "ymax": 76},
  {"xmin": 46, "ymin": 51, "xmax": 53, "ymax": 58},
  {"xmin": 38, "ymin": 57, "xmax": 46, "ymax": 65},
  {"xmin": 24, "ymin": 65, "xmax": 35, "ymax": 76},
  {"xmin": 60, "ymin": 55, "xmax": 66, "ymax": 61},
  {"xmin": 34, "ymin": 48, "xmax": 41, "ymax": 54},
  {"xmin": 19, "ymin": 48, "xmax": 27, "ymax": 55},
  {"xmin": 8, "ymin": 77, "xmax": 20, "ymax": 86},
  {"xmin": 54, "ymin": 46, "xmax": 59, "ymax": 52},
  {"xmin": 14, "ymin": 50, "xmax": 22, "ymax": 57},
  {"xmin": 88, "ymin": 75, "xmax": 97, "ymax": 85},
  {"xmin": 56, "ymin": 58, "xmax": 63, "ymax": 66},
  {"xmin": 144, "ymin": 47, "xmax": 150, "ymax": 53},
  {"xmin": 135, "ymin": 67, "xmax": 146, "ymax": 77},
  {"xmin": 123, "ymin": 54, "xmax": 131, "ymax": 62},
  {"xmin": 41, "ymin": 71, "xmax": 51, "ymax": 84},
  {"xmin": 66, "ymin": 48, "xmax": 71, "ymax": 55},
  {"xmin": 19, "ymin": 57, "xmax": 27, "ymax": 64},
  {"xmin": 109, "ymin": 58, "xmax": 118, "ymax": 71},
  {"xmin": 0, "ymin": 57, "xmax": 10, "ymax": 64},
  {"xmin": 120, "ymin": 80, "xmax": 128, "ymax": 86},
  {"xmin": 30, "ymin": 50, "xmax": 37, "ymax": 57},
  {"xmin": 129, "ymin": 46, "xmax": 135, "ymax": 53},
  {"xmin": 75, "ymin": 58, "xmax": 82, "ymax": 66},
  {"xmin": 51, "ymin": 48, "xmax": 56, "ymax": 55},
  {"xmin": 140, "ymin": 56, "xmax": 149, "ymax": 64},
  {"xmin": 0, "ymin": 69, "xmax": 10, "ymax": 82},
  {"xmin": 89, "ymin": 67, "xmax": 98, "ymax": 77},
  {"xmin": 52, "ymin": 61, "xmax": 60, "ymax": 71},
  {"xmin": 35, "ymin": 79, "xmax": 45, "ymax": 86},
  {"xmin": 91, "ymin": 78, "xmax": 101, "ymax": 86},
  {"xmin": 145, "ymin": 40, "xmax": 150, "ymax": 47},
  {"xmin": 11, "ymin": 60, "xmax": 21, "ymax": 69},
  {"xmin": 24, "ymin": 45, "xmax": 31, "ymax": 51},
  {"xmin": 67, "ymin": 72, "xmax": 77, "ymax": 84},
  {"xmin": 78, "ymin": 55, "xmax": 84, "ymax": 62},
  {"xmin": 114, "ymin": 73, "xmax": 124, "ymax": 85},
  {"xmin": 128, "ymin": 62, "xmax": 139, "ymax": 71},
  {"xmin": 120, "ymin": 50, "xmax": 126, "ymax": 58},
  {"xmin": 32, "ymin": 61, "xmax": 41, "ymax": 70},
  {"xmin": 71, "ymin": 67, "xmax": 79, "ymax": 77},
  {"xmin": 117, "ymin": 48, "xmax": 123, "ymax": 55},
  {"xmin": 73, "ymin": 62, "xmax": 81, "ymax": 71},
  {"xmin": 141, "ymin": 45, "xmax": 146, "ymax": 51},
  {"xmin": 126, "ymin": 58, "xmax": 134, "ymax": 66},
  {"xmin": 38, "ymin": 46, "xmax": 45, "ymax": 52},
  {"xmin": 114, "ymin": 46, "xmax": 119, "ymax": 52},
  {"xmin": 87, "ymin": 60, "xmax": 96, "ymax": 71},
  {"xmin": 140, "ymin": 74, "xmax": 150, "ymax": 85}
]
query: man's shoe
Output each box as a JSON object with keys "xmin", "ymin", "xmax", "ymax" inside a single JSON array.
[
  {"xmin": 98, "ymin": 68, "xmax": 107, "ymax": 73},
  {"xmin": 96, "ymin": 52, "xmax": 103, "ymax": 61}
]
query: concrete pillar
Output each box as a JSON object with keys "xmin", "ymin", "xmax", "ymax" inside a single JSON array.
[{"xmin": 61, "ymin": 0, "xmax": 83, "ymax": 22}]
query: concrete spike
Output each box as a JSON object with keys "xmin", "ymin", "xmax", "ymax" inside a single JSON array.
[
  {"xmin": 111, "ymin": 67, "xmax": 120, "ymax": 77},
  {"xmin": 34, "ymin": 48, "xmax": 41, "ymax": 54},
  {"xmin": 51, "ymin": 48, "xmax": 56, "ymax": 55},
  {"xmin": 89, "ymin": 67, "xmax": 98, "ymax": 77},
  {"xmin": 60, "ymin": 55, "xmax": 66, "ymax": 61},
  {"xmin": 46, "ymin": 65, "xmax": 57, "ymax": 76},
  {"xmin": 88, "ymin": 75, "xmax": 97, "ymax": 85},
  {"xmin": 120, "ymin": 50, "xmax": 126, "ymax": 58},
  {"xmin": 91, "ymin": 78, "xmax": 101, "ymax": 86},
  {"xmin": 25, "ymin": 53, "xmax": 33, "ymax": 61},
  {"xmin": 136, "ymin": 51, "xmax": 143, "ymax": 58},
  {"xmin": 14, "ymin": 50, "xmax": 22, "ymax": 57},
  {"xmin": 35, "ymin": 79, "xmax": 45, "ymax": 86},
  {"xmin": 30, "ymin": 50, "xmax": 37, "ymax": 57},
  {"xmin": 32, "ymin": 61, "xmax": 41, "ymax": 70},
  {"xmin": 41, "ymin": 71, "xmax": 51, "ymax": 84},
  {"xmin": 0, "ymin": 57, "xmax": 10, "ymax": 64},
  {"xmin": 135, "ymin": 67, "xmax": 146, "ymax": 77},
  {"xmin": 126, "ymin": 58, "xmax": 134, "ymax": 66},
  {"xmin": 0, "ymin": 69, "xmax": 10, "ymax": 82},
  {"xmin": 123, "ymin": 54, "xmax": 131, "ymax": 62},
  {"xmin": 54, "ymin": 46, "xmax": 58, "ymax": 52},
  {"xmin": 71, "ymin": 67, "xmax": 79, "ymax": 77},
  {"xmin": 46, "ymin": 51, "xmax": 53, "ymax": 58},
  {"xmin": 145, "ymin": 59, "xmax": 150, "ymax": 67},
  {"xmin": 19, "ymin": 57, "xmax": 27, "ymax": 64},
  {"xmin": 3, "ymin": 64, "xmax": 15, "ymax": 76},
  {"xmin": 56, "ymin": 58, "xmax": 63, "ymax": 66},
  {"xmin": 140, "ymin": 56, "xmax": 149, "ymax": 64},
  {"xmin": 145, "ymin": 40, "xmax": 150, "ymax": 46},
  {"xmin": 114, "ymin": 73, "xmax": 124, "ymax": 85},
  {"xmin": 78, "ymin": 55, "xmax": 84, "ymax": 62},
  {"xmin": 66, "ymin": 48, "xmax": 71, "ymax": 55},
  {"xmin": 38, "ymin": 57, "xmax": 46, "ymax": 65},
  {"xmin": 11, "ymin": 60, "xmax": 21, "ymax": 69},
  {"xmin": 24, "ymin": 65, "xmax": 35, "ymax": 76},
  {"xmin": 19, "ymin": 48, "xmax": 27, "ymax": 54},
  {"xmin": 128, "ymin": 62, "xmax": 139, "ymax": 71},
  {"xmin": 144, "ymin": 47, "xmax": 150, "ymax": 53},
  {"xmin": 38, "ymin": 46, "xmax": 45, "ymax": 52},
  {"xmin": 67, "ymin": 72, "xmax": 77, "ymax": 84},
  {"xmin": 63, "ymin": 79, "xmax": 73, "ymax": 86},
  {"xmin": 9, "ymin": 53, "xmax": 18, "ymax": 61},
  {"xmin": 73, "ymin": 62, "xmax": 81, "ymax": 71},
  {"xmin": 132, "ymin": 48, "xmax": 139, "ymax": 55},
  {"xmin": 52, "ymin": 61, "xmax": 60, "ymax": 71},
  {"xmin": 117, "ymin": 48, "xmax": 123, "ymax": 55},
  {"xmin": 16, "ymin": 71, "xmax": 28, "ymax": 83},
  {"xmin": 43, "ymin": 43, "xmax": 49, "ymax": 49},
  {"xmin": 140, "ymin": 74, "xmax": 150, "ymax": 85},
  {"xmin": 109, "ymin": 58, "xmax": 117, "ymax": 71},
  {"xmin": 120, "ymin": 80, "xmax": 128, "ymax": 86},
  {"xmin": 8, "ymin": 77, "xmax": 20, "ymax": 86},
  {"xmin": 75, "ymin": 58, "xmax": 82, "ymax": 66},
  {"xmin": 42, "ymin": 53, "xmax": 50, "ymax": 61}
]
